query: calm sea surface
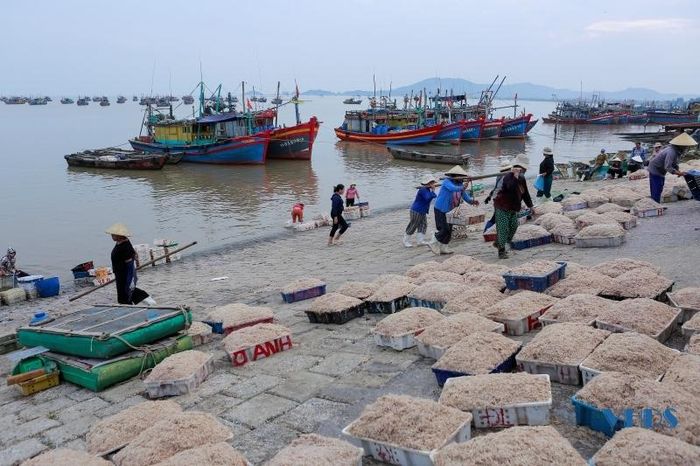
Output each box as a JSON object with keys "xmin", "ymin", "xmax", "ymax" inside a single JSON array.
[{"xmin": 0, "ymin": 97, "xmax": 657, "ymax": 280}]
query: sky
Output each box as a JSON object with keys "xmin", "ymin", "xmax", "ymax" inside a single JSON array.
[{"xmin": 1, "ymin": 0, "xmax": 699, "ymax": 96}]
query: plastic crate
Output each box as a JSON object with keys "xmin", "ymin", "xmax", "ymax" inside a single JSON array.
[
  {"xmin": 553, "ymin": 234, "xmax": 575, "ymax": 245},
  {"xmin": 417, "ymin": 323, "xmax": 505, "ymax": 360},
  {"xmin": 667, "ymin": 292, "xmax": 700, "ymax": 323},
  {"xmin": 574, "ymin": 236, "xmax": 625, "ymax": 248},
  {"xmin": 343, "ymin": 417, "xmax": 471, "ymax": 466},
  {"xmin": 227, "ymin": 334, "xmax": 293, "ymax": 367},
  {"xmin": 483, "ymin": 232, "xmax": 497, "ymax": 242},
  {"xmin": 516, "ymin": 357, "xmax": 582, "ymax": 385},
  {"xmin": 634, "ymin": 208, "xmax": 665, "ymax": 218},
  {"xmin": 366, "ymin": 297, "xmax": 411, "ymax": 314},
  {"xmin": 373, "ymin": 329, "xmax": 424, "ymax": 351},
  {"xmin": 539, "ymin": 315, "xmax": 595, "ymax": 328},
  {"xmin": 579, "ymin": 363, "xmax": 602, "ymax": 385},
  {"xmin": 684, "ymin": 172, "xmax": 700, "ymax": 201},
  {"xmin": 494, "ymin": 305, "xmax": 554, "ymax": 336},
  {"xmin": 432, "ymin": 349, "xmax": 520, "ymax": 387},
  {"xmin": 344, "ymin": 207, "xmax": 362, "ymax": 220},
  {"xmin": 599, "ymin": 283, "xmax": 673, "ymax": 303},
  {"xmin": 510, "ymin": 235, "xmax": 553, "ymax": 250},
  {"xmin": 281, "ymin": 284, "xmax": 326, "ymax": 303},
  {"xmin": 594, "ymin": 308, "xmax": 681, "ymax": 343},
  {"xmin": 503, "ymin": 262, "xmax": 567, "ymax": 292},
  {"xmin": 571, "ymin": 396, "xmax": 621, "ymax": 437},
  {"xmin": 202, "ymin": 317, "xmax": 275, "ymax": 335},
  {"xmin": 447, "ymin": 211, "xmax": 486, "ymax": 226},
  {"xmin": 442, "ymin": 374, "xmax": 552, "ymax": 428},
  {"xmin": 145, "ymin": 354, "xmax": 214, "ymax": 398},
  {"xmin": 681, "ymin": 323, "xmax": 698, "ymax": 339},
  {"xmin": 358, "ymin": 201, "xmax": 371, "ymax": 218},
  {"xmin": 408, "ymin": 297, "xmax": 446, "ymax": 311},
  {"xmin": 305, "ymin": 305, "xmax": 364, "ymax": 324}
]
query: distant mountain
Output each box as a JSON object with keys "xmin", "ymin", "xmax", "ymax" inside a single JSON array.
[
  {"xmin": 301, "ymin": 89, "xmax": 337, "ymax": 96},
  {"xmin": 302, "ymin": 78, "xmax": 695, "ymax": 101}
]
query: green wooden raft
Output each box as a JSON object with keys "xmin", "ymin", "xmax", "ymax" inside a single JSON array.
[
  {"xmin": 12, "ymin": 334, "xmax": 193, "ymax": 392},
  {"xmin": 17, "ymin": 305, "xmax": 192, "ymax": 359}
]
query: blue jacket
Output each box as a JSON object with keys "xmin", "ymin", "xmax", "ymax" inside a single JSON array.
[
  {"xmin": 434, "ymin": 178, "xmax": 474, "ymax": 213},
  {"xmin": 410, "ymin": 187, "xmax": 437, "ymax": 214},
  {"xmin": 330, "ymin": 193, "xmax": 344, "ymax": 217}
]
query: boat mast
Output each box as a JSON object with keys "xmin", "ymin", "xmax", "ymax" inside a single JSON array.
[
  {"xmin": 294, "ymin": 80, "xmax": 301, "ymax": 125},
  {"xmin": 274, "ymin": 81, "xmax": 280, "ymax": 126}
]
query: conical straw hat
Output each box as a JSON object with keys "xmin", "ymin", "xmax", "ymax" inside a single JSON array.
[
  {"xmin": 444, "ymin": 165, "xmax": 469, "ymax": 177},
  {"xmin": 669, "ymin": 133, "xmax": 698, "ymax": 147},
  {"xmin": 512, "ymin": 155, "xmax": 529, "ymax": 170},
  {"xmin": 105, "ymin": 223, "xmax": 131, "ymax": 237}
]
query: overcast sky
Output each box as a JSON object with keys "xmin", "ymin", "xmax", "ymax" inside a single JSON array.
[{"xmin": 2, "ymin": 0, "xmax": 699, "ymax": 96}]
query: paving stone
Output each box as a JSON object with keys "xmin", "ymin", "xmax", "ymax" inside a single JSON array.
[
  {"xmin": 42, "ymin": 415, "xmax": 98, "ymax": 446},
  {"xmin": 98, "ymin": 379, "xmax": 144, "ymax": 403},
  {"xmin": 268, "ymin": 371, "xmax": 336, "ymax": 403},
  {"xmin": 222, "ymin": 374, "xmax": 282, "ymax": 400},
  {"xmin": 67, "ymin": 388, "xmax": 97, "ymax": 402},
  {"xmin": 253, "ymin": 352, "xmax": 321, "ymax": 376},
  {"xmin": 276, "ymin": 398, "xmax": 350, "ymax": 433},
  {"xmin": 0, "ymin": 398, "xmax": 32, "ymax": 416},
  {"xmin": 309, "ymin": 352, "xmax": 368, "ymax": 377},
  {"xmin": 95, "ymin": 395, "xmax": 148, "ymax": 418},
  {"xmin": 222, "ymin": 393, "xmax": 297, "ymax": 428},
  {"xmin": 185, "ymin": 393, "xmax": 240, "ymax": 415},
  {"xmin": 230, "ymin": 422, "xmax": 300, "ymax": 465},
  {"xmin": 194, "ymin": 372, "xmax": 244, "ymax": 398},
  {"xmin": 0, "ymin": 438, "xmax": 48, "ymax": 466},
  {"xmin": 317, "ymin": 384, "xmax": 379, "ymax": 405},
  {"xmin": 62, "ymin": 438, "xmax": 87, "ymax": 452},
  {"xmin": 0, "ymin": 417, "xmax": 60, "ymax": 446},
  {"xmin": 56, "ymin": 397, "xmax": 110, "ymax": 423},
  {"xmin": 338, "ymin": 370, "xmax": 398, "ymax": 388},
  {"xmin": 18, "ymin": 396, "xmax": 74, "ymax": 422},
  {"xmin": 0, "ymin": 386, "xmax": 23, "ymax": 407},
  {"xmin": 25, "ymin": 383, "xmax": 79, "ymax": 404}
]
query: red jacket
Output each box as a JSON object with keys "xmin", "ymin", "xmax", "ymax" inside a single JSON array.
[{"xmin": 493, "ymin": 172, "xmax": 533, "ymax": 212}]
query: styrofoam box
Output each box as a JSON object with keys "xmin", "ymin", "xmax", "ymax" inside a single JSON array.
[
  {"xmin": 595, "ymin": 308, "xmax": 681, "ymax": 343},
  {"xmin": 574, "ymin": 236, "xmax": 625, "ymax": 248},
  {"xmin": 539, "ymin": 316, "xmax": 596, "ymax": 328},
  {"xmin": 145, "ymin": 355, "xmax": 214, "ymax": 398},
  {"xmin": 517, "ymin": 357, "xmax": 582, "ymax": 386},
  {"xmin": 667, "ymin": 293, "xmax": 700, "ymax": 324},
  {"xmin": 343, "ymin": 416, "xmax": 471, "ymax": 466},
  {"xmin": 417, "ymin": 323, "xmax": 505, "ymax": 360},
  {"xmin": 495, "ymin": 305, "xmax": 553, "ymax": 336},
  {"xmin": 443, "ymin": 374, "xmax": 552, "ymax": 428},
  {"xmin": 634, "ymin": 208, "xmax": 665, "ymax": 218},
  {"xmin": 553, "ymin": 234, "xmax": 575, "ymax": 245},
  {"xmin": 373, "ymin": 329, "xmax": 424, "ymax": 351},
  {"xmin": 579, "ymin": 350, "xmax": 678, "ymax": 385}
]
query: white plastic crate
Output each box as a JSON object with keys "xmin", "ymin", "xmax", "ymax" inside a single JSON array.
[
  {"xmin": 667, "ymin": 293, "xmax": 700, "ymax": 323},
  {"xmin": 442, "ymin": 374, "xmax": 552, "ymax": 428},
  {"xmin": 373, "ymin": 330, "xmax": 423, "ymax": 351},
  {"xmin": 144, "ymin": 355, "xmax": 214, "ymax": 398},
  {"xmin": 344, "ymin": 207, "xmax": 362, "ymax": 220},
  {"xmin": 552, "ymin": 234, "xmax": 575, "ymax": 245},
  {"xmin": 574, "ymin": 236, "xmax": 625, "ymax": 248},
  {"xmin": 517, "ymin": 357, "xmax": 582, "ymax": 385},
  {"xmin": 343, "ymin": 417, "xmax": 471, "ymax": 466},
  {"xmin": 579, "ymin": 363, "xmax": 602, "ymax": 385},
  {"xmin": 594, "ymin": 308, "xmax": 681, "ymax": 343},
  {"xmin": 681, "ymin": 323, "xmax": 699, "ymax": 339},
  {"xmin": 417, "ymin": 323, "xmax": 505, "ymax": 360},
  {"xmin": 227, "ymin": 334, "xmax": 293, "ymax": 367},
  {"xmin": 494, "ymin": 305, "xmax": 553, "ymax": 336},
  {"xmin": 539, "ymin": 315, "xmax": 595, "ymax": 327},
  {"xmin": 634, "ymin": 208, "xmax": 665, "ymax": 218},
  {"xmin": 408, "ymin": 298, "xmax": 446, "ymax": 311}
]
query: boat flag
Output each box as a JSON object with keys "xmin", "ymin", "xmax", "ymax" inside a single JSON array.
[{"xmin": 246, "ymin": 99, "xmax": 253, "ymax": 110}]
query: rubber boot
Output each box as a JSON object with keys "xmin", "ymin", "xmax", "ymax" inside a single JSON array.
[
  {"xmin": 403, "ymin": 234, "xmax": 414, "ymax": 248},
  {"xmin": 440, "ymin": 243, "xmax": 454, "ymax": 254},
  {"xmin": 428, "ymin": 236, "xmax": 441, "ymax": 255},
  {"xmin": 498, "ymin": 247, "xmax": 509, "ymax": 259},
  {"xmin": 416, "ymin": 233, "xmax": 429, "ymax": 245}
]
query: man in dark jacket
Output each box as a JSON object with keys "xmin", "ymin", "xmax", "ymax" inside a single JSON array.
[
  {"xmin": 647, "ymin": 133, "xmax": 696, "ymax": 202},
  {"xmin": 493, "ymin": 155, "xmax": 534, "ymax": 259},
  {"xmin": 537, "ymin": 147, "xmax": 555, "ymax": 198}
]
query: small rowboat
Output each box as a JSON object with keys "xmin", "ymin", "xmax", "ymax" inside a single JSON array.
[
  {"xmin": 65, "ymin": 149, "xmax": 170, "ymax": 170},
  {"xmin": 388, "ymin": 147, "xmax": 469, "ymax": 165}
]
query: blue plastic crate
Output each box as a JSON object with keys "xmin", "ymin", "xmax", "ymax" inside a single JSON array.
[
  {"xmin": 684, "ymin": 171, "xmax": 700, "ymax": 201},
  {"xmin": 281, "ymin": 284, "xmax": 326, "ymax": 304},
  {"xmin": 72, "ymin": 271, "xmax": 90, "ymax": 279},
  {"xmin": 510, "ymin": 235, "xmax": 553, "ymax": 251},
  {"xmin": 408, "ymin": 298, "xmax": 444, "ymax": 311},
  {"xmin": 571, "ymin": 396, "xmax": 622, "ymax": 437},
  {"xmin": 367, "ymin": 297, "xmax": 410, "ymax": 314},
  {"xmin": 202, "ymin": 320, "xmax": 225, "ymax": 334},
  {"xmin": 432, "ymin": 350, "xmax": 519, "ymax": 387},
  {"xmin": 503, "ymin": 261, "xmax": 567, "ymax": 292}
]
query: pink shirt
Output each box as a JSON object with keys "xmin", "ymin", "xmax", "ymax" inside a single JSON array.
[{"xmin": 346, "ymin": 187, "xmax": 358, "ymax": 199}]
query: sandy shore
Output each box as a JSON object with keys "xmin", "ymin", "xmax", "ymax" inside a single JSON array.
[{"xmin": 0, "ymin": 175, "xmax": 698, "ymax": 464}]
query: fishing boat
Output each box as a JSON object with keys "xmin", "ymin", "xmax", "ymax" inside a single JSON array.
[
  {"xmin": 343, "ymin": 97, "xmax": 362, "ymax": 105},
  {"xmin": 267, "ymin": 117, "xmax": 320, "ymax": 160},
  {"xmin": 77, "ymin": 97, "xmax": 89, "ymax": 106},
  {"xmin": 4, "ymin": 96, "xmax": 28, "ymax": 104},
  {"xmin": 28, "ymin": 98, "xmax": 48, "ymax": 105},
  {"xmin": 116, "ymin": 96, "xmax": 127, "ymax": 104},
  {"xmin": 99, "ymin": 99, "xmax": 110, "ymax": 107},
  {"xmin": 433, "ymin": 121, "xmax": 464, "ymax": 145},
  {"xmin": 498, "ymin": 114, "xmax": 534, "ymax": 138},
  {"xmin": 60, "ymin": 98, "xmax": 74, "ymax": 104},
  {"xmin": 132, "ymin": 96, "xmax": 138, "ymax": 102},
  {"xmin": 92, "ymin": 96, "xmax": 102, "ymax": 102},
  {"xmin": 271, "ymin": 97, "xmax": 283, "ymax": 105},
  {"xmin": 388, "ymin": 147, "xmax": 469, "ymax": 165},
  {"xmin": 335, "ymin": 123, "xmax": 442, "ymax": 145},
  {"xmin": 258, "ymin": 96, "xmax": 267, "ymax": 103},
  {"xmin": 460, "ymin": 119, "xmax": 485, "ymax": 141},
  {"xmin": 182, "ymin": 95, "xmax": 194, "ymax": 105},
  {"xmin": 64, "ymin": 149, "xmax": 169, "ymax": 170},
  {"xmin": 481, "ymin": 119, "xmax": 503, "ymax": 139},
  {"xmin": 646, "ymin": 111, "xmax": 698, "ymax": 125}
]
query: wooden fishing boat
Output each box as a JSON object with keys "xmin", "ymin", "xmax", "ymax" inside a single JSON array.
[
  {"xmin": 388, "ymin": 147, "xmax": 469, "ymax": 165},
  {"xmin": 131, "ymin": 133, "xmax": 270, "ymax": 165},
  {"xmin": 64, "ymin": 149, "xmax": 168, "ymax": 170},
  {"xmin": 481, "ymin": 119, "xmax": 503, "ymax": 139},
  {"xmin": 460, "ymin": 119, "xmax": 485, "ymax": 141},
  {"xmin": 343, "ymin": 97, "xmax": 362, "ymax": 105},
  {"xmin": 335, "ymin": 123, "xmax": 442, "ymax": 145},
  {"xmin": 433, "ymin": 121, "xmax": 464, "ymax": 145},
  {"xmin": 268, "ymin": 117, "xmax": 320, "ymax": 160},
  {"xmin": 499, "ymin": 114, "xmax": 533, "ymax": 138}
]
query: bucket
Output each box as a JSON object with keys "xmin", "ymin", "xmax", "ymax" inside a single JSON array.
[
  {"xmin": 18, "ymin": 275, "xmax": 44, "ymax": 299},
  {"xmin": 36, "ymin": 277, "xmax": 60, "ymax": 298}
]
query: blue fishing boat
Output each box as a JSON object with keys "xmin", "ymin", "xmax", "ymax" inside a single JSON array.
[
  {"xmin": 433, "ymin": 121, "xmax": 464, "ymax": 145},
  {"xmin": 499, "ymin": 114, "xmax": 533, "ymax": 138},
  {"xmin": 460, "ymin": 119, "xmax": 484, "ymax": 141},
  {"xmin": 481, "ymin": 119, "xmax": 503, "ymax": 139}
]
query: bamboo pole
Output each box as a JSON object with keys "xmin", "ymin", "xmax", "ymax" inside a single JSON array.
[{"xmin": 68, "ymin": 241, "xmax": 198, "ymax": 302}]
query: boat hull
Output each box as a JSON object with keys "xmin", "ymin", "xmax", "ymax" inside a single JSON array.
[
  {"xmin": 388, "ymin": 147, "xmax": 468, "ymax": 165},
  {"xmin": 481, "ymin": 120, "xmax": 503, "ymax": 139},
  {"xmin": 647, "ymin": 112, "xmax": 698, "ymax": 125},
  {"xmin": 64, "ymin": 154, "xmax": 167, "ymax": 170},
  {"xmin": 499, "ymin": 114, "xmax": 532, "ymax": 138},
  {"xmin": 130, "ymin": 135, "xmax": 270, "ymax": 165},
  {"xmin": 334, "ymin": 124, "xmax": 442, "ymax": 145},
  {"xmin": 433, "ymin": 121, "xmax": 463, "ymax": 145},
  {"xmin": 460, "ymin": 119, "xmax": 484, "ymax": 141},
  {"xmin": 267, "ymin": 117, "xmax": 319, "ymax": 160}
]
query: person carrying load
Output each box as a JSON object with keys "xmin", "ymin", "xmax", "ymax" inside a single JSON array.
[
  {"xmin": 493, "ymin": 155, "xmax": 533, "ymax": 259},
  {"xmin": 648, "ymin": 133, "xmax": 697, "ymax": 203}
]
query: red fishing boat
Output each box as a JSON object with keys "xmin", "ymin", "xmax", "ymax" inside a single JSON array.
[
  {"xmin": 334, "ymin": 123, "xmax": 443, "ymax": 145},
  {"xmin": 267, "ymin": 116, "xmax": 320, "ymax": 160}
]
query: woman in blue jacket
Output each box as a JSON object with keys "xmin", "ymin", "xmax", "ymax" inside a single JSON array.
[
  {"xmin": 403, "ymin": 176, "xmax": 437, "ymax": 247},
  {"xmin": 329, "ymin": 184, "xmax": 348, "ymax": 245},
  {"xmin": 428, "ymin": 165, "xmax": 479, "ymax": 255}
]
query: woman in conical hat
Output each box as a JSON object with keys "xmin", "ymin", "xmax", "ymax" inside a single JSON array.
[
  {"xmin": 428, "ymin": 166, "xmax": 479, "ymax": 255},
  {"xmin": 403, "ymin": 175, "xmax": 438, "ymax": 248},
  {"xmin": 647, "ymin": 132, "xmax": 697, "ymax": 202},
  {"xmin": 106, "ymin": 223, "xmax": 138, "ymax": 304},
  {"xmin": 492, "ymin": 157, "xmax": 534, "ymax": 259}
]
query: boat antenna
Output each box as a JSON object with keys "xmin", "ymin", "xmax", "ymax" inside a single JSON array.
[
  {"xmin": 275, "ymin": 80, "xmax": 281, "ymax": 126},
  {"xmin": 149, "ymin": 59, "xmax": 157, "ymax": 98},
  {"xmin": 373, "ymin": 74, "xmax": 376, "ymax": 100},
  {"xmin": 294, "ymin": 80, "xmax": 301, "ymax": 125}
]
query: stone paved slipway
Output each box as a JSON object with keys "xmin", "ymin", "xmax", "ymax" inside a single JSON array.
[{"xmin": 1, "ymin": 178, "xmax": 699, "ymax": 465}]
